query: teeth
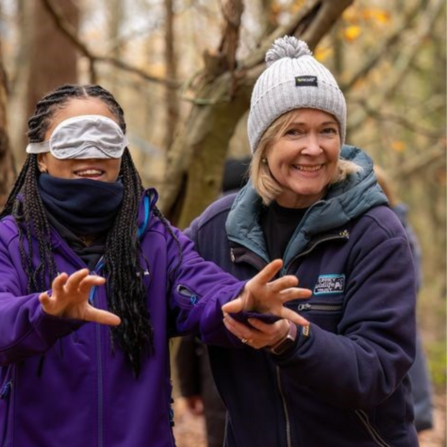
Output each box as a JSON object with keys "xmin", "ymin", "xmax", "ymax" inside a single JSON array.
[
  {"xmin": 295, "ymin": 165, "xmax": 322, "ymax": 172},
  {"xmin": 76, "ymin": 170, "xmax": 102, "ymax": 176}
]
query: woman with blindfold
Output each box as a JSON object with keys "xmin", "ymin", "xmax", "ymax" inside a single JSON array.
[{"xmin": 0, "ymin": 84, "xmax": 311, "ymax": 447}]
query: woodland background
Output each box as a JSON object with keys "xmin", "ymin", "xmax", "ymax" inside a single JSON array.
[{"xmin": 0, "ymin": 0, "xmax": 445, "ymax": 445}]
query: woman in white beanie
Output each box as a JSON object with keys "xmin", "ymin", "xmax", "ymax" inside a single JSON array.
[{"xmin": 185, "ymin": 36, "xmax": 419, "ymax": 446}]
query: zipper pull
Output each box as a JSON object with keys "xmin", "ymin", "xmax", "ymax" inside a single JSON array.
[
  {"xmin": 297, "ymin": 303, "xmax": 312, "ymax": 311},
  {"xmin": 1, "ymin": 380, "xmax": 13, "ymax": 400}
]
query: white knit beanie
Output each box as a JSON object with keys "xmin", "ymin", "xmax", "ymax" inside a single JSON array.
[{"xmin": 248, "ymin": 36, "xmax": 346, "ymax": 153}]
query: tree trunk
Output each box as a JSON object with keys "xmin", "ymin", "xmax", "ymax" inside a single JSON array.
[
  {"xmin": 164, "ymin": 0, "xmax": 179, "ymax": 151},
  {"xmin": 25, "ymin": 0, "xmax": 79, "ymax": 124},
  {"xmin": 0, "ymin": 49, "xmax": 16, "ymax": 209}
]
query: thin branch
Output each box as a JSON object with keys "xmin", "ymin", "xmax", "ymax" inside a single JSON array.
[
  {"xmin": 395, "ymin": 146, "xmax": 445, "ymax": 179},
  {"xmin": 340, "ymin": 0, "xmax": 425, "ymax": 92},
  {"xmin": 353, "ymin": 99, "xmax": 444, "ymax": 140},
  {"xmin": 40, "ymin": 0, "xmax": 180, "ymax": 89},
  {"xmin": 241, "ymin": 0, "xmax": 353, "ymax": 70},
  {"xmin": 347, "ymin": 0, "xmax": 444, "ymax": 133}
]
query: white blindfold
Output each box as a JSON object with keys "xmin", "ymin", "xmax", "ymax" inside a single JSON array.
[{"xmin": 25, "ymin": 115, "xmax": 128, "ymax": 160}]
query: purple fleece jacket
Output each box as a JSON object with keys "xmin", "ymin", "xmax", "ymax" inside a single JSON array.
[{"xmin": 0, "ymin": 189, "xmax": 244, "ymax": 447}]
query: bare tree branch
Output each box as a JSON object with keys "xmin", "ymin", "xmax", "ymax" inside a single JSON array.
[
  {"xmin": 340, "ymin": 0, "xmax": 425, "ymax": 92},
  {"xmin": 353, "ymin": 99, "xmax": 444, "ymax": 140},
  {"xmin": 241, "ymin": 0, "xmax": 354, "ymax": 70},
  {"xmin": 40, "ymin": 0, "xmax": 180, "ymax": 88},
  {"xmin": 395, "ymin": 146, "xmax": 445, "ymax": 179},
  {"xmin": 347, "ymin": 0, "xmax": 444, "ymax": 133}
]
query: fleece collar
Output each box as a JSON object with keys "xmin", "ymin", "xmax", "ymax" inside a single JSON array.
[{"xmin": 226, "ymin": 145, "xmax": 388, "ymax": 266}]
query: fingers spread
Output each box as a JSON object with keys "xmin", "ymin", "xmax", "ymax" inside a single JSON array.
[
  {"xmin": 51, "ymin": 272, "xmax": 69, "ymax": 296},
  {"xmin": 78, "ymin": 275, "xmax": 106, "ymax": 294},
  {"xmin": 84, "ymin": 307, "xmax": 121, "ymax": 326},
  {"xmin": 268, "ymin": 275, "xmax": 299, "ymax": 292},
  {"xmin": 280, "ymin": 307, "xmax": 309, "ymax": 327},
  {"xmin": 279, "ymin": 287, "xmax": 312, "ymax": 302},
  {"xmin": 249, "ymin": 259, "xmax": 283, "ymax": 285},
  {"xmin": 39, "ymin": 292, "xmax": 51, "ymax": 308},
  {"xmin": 64, "ymin": 269, "xmax": 90, "ymax": 292}
]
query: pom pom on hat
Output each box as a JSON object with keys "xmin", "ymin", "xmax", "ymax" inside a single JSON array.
[
  {"xmin": 248, "ymin": 35, "xmax": 347, "ymax": 153},
  {"xmin": 265, "ymin": 36, "xmax": 312, "ymax": 67}
]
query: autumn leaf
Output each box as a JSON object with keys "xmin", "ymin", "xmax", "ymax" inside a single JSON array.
[
  {"xmin": 314, "ymin": 47, "xmax": 332, "ymax": 62},
  {"xmin": 343, "ymin": 25, "xmax": 362, "ymax": 42},
  {"xmin": 362, "ymin": 8, "xmax": 390, "ymax": 25},
  {"xmin": 391, "ymin": 141, "xmax": 406, "ymax": 152}
]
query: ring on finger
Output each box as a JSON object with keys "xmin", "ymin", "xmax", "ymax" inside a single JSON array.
[{"xmin": 241, "ymin": 338, "xmax": 248, "ymax": 344}]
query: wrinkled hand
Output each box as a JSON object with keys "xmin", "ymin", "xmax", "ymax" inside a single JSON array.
[
  {"xmin": 223, "ymin": 315, "xmax": 291, "ymax": 349},
  {"xmin": 222, "ymin": 259, "xmax": 311, "ymax": 327},
  {"xmin": 39, "ymin": 269, "xmax": 121, "ymax": 326}
]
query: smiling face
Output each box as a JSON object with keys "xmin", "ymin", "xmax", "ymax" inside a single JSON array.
[
  {"xmin": 37, "ymin": 98, "xmax": 122, "ymax": 182},
  {"xmin": 265, "ymin": 108, "xmax": 341, "ymax": 208}
]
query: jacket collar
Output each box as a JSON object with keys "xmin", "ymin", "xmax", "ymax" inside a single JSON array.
[{"xmin": 226, "ymin": 146, "xmax": 388, "ymax": 267}]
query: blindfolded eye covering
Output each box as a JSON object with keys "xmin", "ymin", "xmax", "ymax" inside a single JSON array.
[{"xmin": 26, "ymin": 115, "xmax": 128, "ymax": 160}]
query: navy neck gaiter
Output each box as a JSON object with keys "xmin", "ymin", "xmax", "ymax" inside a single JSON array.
[{"xmin": 38, "ymin": 174, "xmax": 124, "ymax": 236}]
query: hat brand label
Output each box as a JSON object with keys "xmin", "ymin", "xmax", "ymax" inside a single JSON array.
[{"xmin": 295, "ymin": 76, "xmax": 318, "ymax": 87}]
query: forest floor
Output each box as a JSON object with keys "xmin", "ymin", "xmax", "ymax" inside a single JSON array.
[{"xmin": 173, "ymin": 391, "xmax": 446, "ymax": 447}]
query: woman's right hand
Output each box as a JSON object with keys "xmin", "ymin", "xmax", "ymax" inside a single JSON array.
[
  {"xmin": 222, "ymin": 259, "xmax": 311, "ymax": 327},
  {"xmin": 39, "ymin": 269, "xmax": 121, "ymax": 326}
]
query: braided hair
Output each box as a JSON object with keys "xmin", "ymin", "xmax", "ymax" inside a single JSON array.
[{"xmin": 1, "ymin": 84, "xmax": 160, "ymax": 376}]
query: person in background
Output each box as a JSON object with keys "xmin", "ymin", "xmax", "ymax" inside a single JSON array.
[
  {"xmin": 185, "ymin": 36, "xmax": 419, "ymax": 446},
  {"xmin": 0, "ymin": 84, "xmax": 313, "ymax": 447},
  {"xmin": 375, "ymin": 166, "xmax": 434, "ymax": 433},
  {"xmin": 175, "ymin": 157, "xmax": 250, "ymax": 447}
]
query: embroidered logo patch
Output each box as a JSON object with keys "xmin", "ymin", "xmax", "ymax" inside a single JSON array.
[
  {"xmin": 314, "ymin": 274, "xmax": 345, "ymax": 295},
  {"xmin": 295, "ymin": 75, "xmax": 318, "ymax": 87}
]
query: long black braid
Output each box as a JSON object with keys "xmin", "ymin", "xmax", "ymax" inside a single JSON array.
[{"xmin": 0, "ymin": 84, "xmax": 165, "ymax": 376}]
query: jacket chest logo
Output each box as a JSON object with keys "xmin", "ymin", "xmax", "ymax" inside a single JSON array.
[{"xmin": 314, "ymin": 274, "xmax": 345, "ymax": 295}]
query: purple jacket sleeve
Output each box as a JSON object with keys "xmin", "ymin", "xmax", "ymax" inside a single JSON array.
[
  {"xmin": 162, "ymin": 223, "xmax": 245, "ymax": 347},
  {"xmin": 0, "ymin": 223, "xmax": 81, "ymax": 366}
]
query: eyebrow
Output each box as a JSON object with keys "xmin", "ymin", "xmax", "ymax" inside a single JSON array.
[{"xmin": 288, "ymin": 120, "xmax": 338, "ymax": 126}]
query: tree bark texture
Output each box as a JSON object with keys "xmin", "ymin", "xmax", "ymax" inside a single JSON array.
[
  {"xmin": 0, "ymin": 55, "xmax": 16, "ymax": 209},
  {"xmin": 164, "ymin": 0, "xmax": 180, "ymax": 151},
  {"xmin": 26, "ymin": 0, "xmax": 79, "ymax": 122}
]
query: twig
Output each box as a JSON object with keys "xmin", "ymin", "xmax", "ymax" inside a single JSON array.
[
  {"xmin": 340, "ymin": 0, "xmax": 425, "ymax": 92},
  {"xmin": 353, "ymin": 99, "xmax": 444, "ymax": 140},
  {"xmin": 40, "ymin": 0, "xmax": 180, "ymax": 88},
  {"xmin": 395, "ymin": 146, "xmax": 445, "ymax": 179},
  {"xmin": 347, "ymin": 0, "xmax": 445, "ymax": 133}
]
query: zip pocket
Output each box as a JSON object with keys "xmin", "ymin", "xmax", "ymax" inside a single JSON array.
[
  {"xmin": 355, "ymin": 410, "xmax": 393, "ymax": 447},
  {"xmin": 175, "ymin": 285, "xmax": 200, "ymax": 308},
  {"xmin": 296, "ymin": 303, "xmax": 343, "ymax": 333},
  {"xmin": 297, "ymin": 303, "xmax": 343, "ymax": 312}
]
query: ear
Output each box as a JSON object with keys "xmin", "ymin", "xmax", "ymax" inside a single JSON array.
[{"xmin": 37, "ymin": 154, "xmax": 48, "ymax": 173}]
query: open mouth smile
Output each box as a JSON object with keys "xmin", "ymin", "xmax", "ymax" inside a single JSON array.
[
  {"xmin": 74, "ymin": 169, "xmax": 105, "ymax": 178},
  {"xmin": 292, "ymin": 164, "xmax": 324, "ymax": 172}
]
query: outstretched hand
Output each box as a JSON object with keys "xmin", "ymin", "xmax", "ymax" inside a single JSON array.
[
  {"xmin": 39, "ymin": 269, "xmax": 121, "ymax": 326},
  {"xmin": 222, "ymin": 259, "xmax": 312, "ymax": 327}
]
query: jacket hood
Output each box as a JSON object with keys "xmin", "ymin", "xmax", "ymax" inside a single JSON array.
[{"xmin": 226, "ymin": 145, "xmax": 388, "ymax": 266}]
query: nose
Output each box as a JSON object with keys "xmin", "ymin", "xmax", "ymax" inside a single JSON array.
[{"xmin": 300, "ymin": 133, "xmax": 323, "ymax": 156}]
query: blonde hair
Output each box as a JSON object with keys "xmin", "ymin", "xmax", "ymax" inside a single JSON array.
[{"xmin": 250, "ymin": 111, "xmax": 362, "ymax": 205}]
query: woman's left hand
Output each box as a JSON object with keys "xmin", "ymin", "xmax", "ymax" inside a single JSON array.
[
  {"xmin": 223, "ymin": 314, "xmax": 291, "ymax": 349},
  {"xmin": 222, "ymin": 259, "xmax": 311, "ymax": 327}
]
